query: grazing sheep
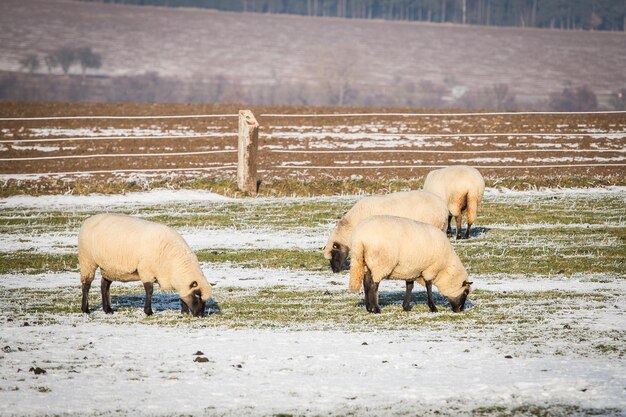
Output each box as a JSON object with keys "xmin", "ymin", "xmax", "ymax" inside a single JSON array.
[
  {"xmin": 323, "ymin": 190, "xmax": 448, "ymax": 310},
  {"xmin": 78, "ymin": 213, "xmax": 212, "ymax": 317},
  {"xmin": 423, "ymin": 165, "xmax": 485, "ymax": 239},
  {"xmin": 323, "ymin": 190, "xmax": 448, "ymax": 272},
  {"xmin": 349, "ymin": 215, "xmax": 472, "ymax": 313}
]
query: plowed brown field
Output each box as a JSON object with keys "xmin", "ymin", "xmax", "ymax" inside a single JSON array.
[{"xmin": 1, "ymin": 102, "xmax": 624, "ymax": 184}]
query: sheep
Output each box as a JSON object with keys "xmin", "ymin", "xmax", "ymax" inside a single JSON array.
[
  {"xmin": 423, "ymin": 165, "xmax": 485, "ymax": 240},
  {"xmin": 78, "ymin": 213, "xmax": 212, "ymax": 317},
  {"xmin": 349, "ymin": 215, "xmax": 472, "ymax": 313},
  {"xmin": 323, "ymin": 190, "xmax": 448, "ymax": 310},
  {"xmin": 323, "ymin": 190, "xmax": 448, "ymax": 273}
]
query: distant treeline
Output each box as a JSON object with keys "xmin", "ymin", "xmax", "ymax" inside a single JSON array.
[
  {"xmin": 2, "ymin": 71, "xmax": 625, "ymax": 111},
  {"xmin": 80, "ymin": 0, "xmax": 626, "ymax": 31}
]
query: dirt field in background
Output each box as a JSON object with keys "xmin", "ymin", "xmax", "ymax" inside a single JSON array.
[
  {"xmin": 2, "ymin": 0, "xmax": 626, "ymax": 99},
  {"xmin": 1, "ymin": 102, "xmax": 625, "ymax": 182}
]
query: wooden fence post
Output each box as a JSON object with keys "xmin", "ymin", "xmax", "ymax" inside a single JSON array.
[{"xmin": 237, "ymin": 110, "xmax": 259, "ymax": 194}]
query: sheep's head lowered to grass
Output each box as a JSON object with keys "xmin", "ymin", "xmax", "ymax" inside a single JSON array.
[
  {"xmin": 165, "ymin": 245, "xmax": 213, "ymax": 317},
  {"xmin": 179, "ymin": 278, "xmax": 212, "ymax": 317},
  {"xmin": 445, "ymin": 280, "xmax": 473, "ymax": 312},
  {"xmin": 324, "ymin": 241, "xmax": 350, "ymax": 273},
  {"xmin": 323, "ymin": 216, "xmax": 352, "ymax": 272}
]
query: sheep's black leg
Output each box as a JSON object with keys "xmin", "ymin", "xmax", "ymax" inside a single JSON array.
[
  {"xmin": 446, "ymin": 214, "xmax": 453, "ymax": 237},
  {"xmin": 364, "ymin": 272, "xmax": 380, "ymax": 314},
  {"xmin": 362, "ymin": 272, "xmax": 371, "ymax": 311},
  {"xmin": 464, "ymin": 222, "xmax": 472, "ymax": 239},
  {"xmin": 81, "ymin": 280, "xmax": 92, "ymax": 314},
  {"xmin": 181, "ymin": 299, "xmax": 190, "ymax": 314},
  {"xmin": 425, "ymin": 280, "xmax": 438, "ymax": 312},
  {"xmin": 403, "ymin": 280, "xmax": 414, "ymax": 311},
  {"xmin": 143, "ymin": 282, "xmax": 154, "ymax": 316},
  {"xmin": 101, "ymin": 277, "xmax": 113, "ymax": 314},
  {"xmin": 455, "ymin": 215, "xmax": 464, "ymax": 240}
]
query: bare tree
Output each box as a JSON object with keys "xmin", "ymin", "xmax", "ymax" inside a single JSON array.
[
  {"xmin": 609, "ymin": 88, "xmax": 626, "ymax": 111},
  {"xmin": 18, "ymin": 54, "xmax": 40, "ymax": 73},
  {"xmin": 549, "ymin": 85, "xmax": 598, "ymax": 112},
  {"xmin": 491, "ymin": 83, "xmax": 516, "ymax": 110},
  {"xmin": 43, "ymin": 54, "xmax": 58, "ymax": 73},
  {"xmin": 52, "ymin": 47, "xmax": 77, "ymax": 75},
  {"xmin": 76, "ymin": 47, "xmax": 102, "ymax": 75}
]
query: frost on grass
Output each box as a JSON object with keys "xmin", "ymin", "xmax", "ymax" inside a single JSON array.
[{"xmin": 0, "ymin": 188, "xmax": 624, "ymax": 415}]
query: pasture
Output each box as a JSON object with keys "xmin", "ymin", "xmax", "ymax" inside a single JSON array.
[
  {"xmin": 0, "ymin": 186, "xmax": 624, "ymax": 416},
  {"xmin": 0, "ymin": 103, "xmax": 625, "ymax": 416}
]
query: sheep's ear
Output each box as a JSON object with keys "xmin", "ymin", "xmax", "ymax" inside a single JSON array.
[{"xmin": 190, "ymin": 281, "xmax": 198, "ymax": 289}]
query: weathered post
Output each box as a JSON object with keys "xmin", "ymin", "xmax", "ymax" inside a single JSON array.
[{"xmin": 237, "ymin": 110, "xmax": 259, "ymax": 194}]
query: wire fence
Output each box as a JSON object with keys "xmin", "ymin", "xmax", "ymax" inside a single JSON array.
[{"xmin": 1, "ymin": 109, "xmax": 625, "ymax": 177}]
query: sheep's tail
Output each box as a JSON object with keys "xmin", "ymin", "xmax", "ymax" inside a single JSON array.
[{"xmin": 349, "ymin": 240, "xmax": 366, "ymax": 292}]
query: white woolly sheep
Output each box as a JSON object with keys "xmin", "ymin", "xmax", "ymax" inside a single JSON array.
[
  {"xmin": 78, "ymin": 213, "xmax": 212, "ymax": 317},
  {"xmin": 323, "ymin": 190, "xmax": 448, "ymax": 273},
  {"xmin": 423, "ymin": 165, "xmax": 485, "ymax": 239},
  {"xmin": 349, "ymin": 215, "xmax": 472, "ymax": 313}
]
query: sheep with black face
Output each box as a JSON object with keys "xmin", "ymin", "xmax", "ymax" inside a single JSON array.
[
  {"xmin": 323, "ymin": 190, "xmax": 448, "ymax": 273},
  {"xmin": 78, "ymin": 213, "xmax": 212, "ymax": 317},
  {"xmin": 349, "ymin": 215, "xmax": 472, "ymax": 313}
]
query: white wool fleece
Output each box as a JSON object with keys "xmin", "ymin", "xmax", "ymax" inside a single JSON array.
[
  {"xmin": 78, "ymin": 213, "xmax": 211, "ymax": 301},
  {"xmin": 349, "ymin": 215, "xmax": 469, "ymax": 300},
  {"xmin": 324, "ymin": 190, "xmax": 448, "ymax": 259},
  {"xmin": 423, "ymin": 165, "xmax": 485, "ymax": 220}
]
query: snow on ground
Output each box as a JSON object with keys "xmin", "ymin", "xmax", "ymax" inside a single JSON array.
[
  {"xmin": 1, "ymin": 324, "xmax": 624, "ymax": 417},
  {"xmin": 1, "ymin": 187, "xmax": 623, "ymax": 255},
  {"xmin": 0, "ymin": 227, "xmax": 325, "ymax": 254},
  {"xmin": 1, "ymin": 187, "xmax": 624, "ymax": 416},
  {"xmin": 0, "ymin": 189, "xmax": 232, "ymax": 209}
]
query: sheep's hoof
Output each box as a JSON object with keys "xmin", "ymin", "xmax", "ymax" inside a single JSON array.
[
  {"xmin": 144, "ymin": 309, "xmax": 153, "ymax": 316},
  {"xmin": 402, "ymin": 304, "xmax": 412, "ymax": 312},
  {"xmin": 103, "ymin": 308, "xmax": 114, "ymax": 315},
  {"xmin": 429, "ymin": 306, "xmax": 438, "ymax": 313}
]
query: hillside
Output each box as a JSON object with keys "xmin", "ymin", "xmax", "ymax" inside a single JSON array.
[{"xmin": 1, "ymin": 0, "xmax": 625, "ymax": 107}]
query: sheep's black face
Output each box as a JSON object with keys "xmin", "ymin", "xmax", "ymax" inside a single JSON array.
[
  {"xmin": 181, "ymin": 288, "xmax": 206, "ymax": 317},
  {"xmin": 447, "ymin": 293, "xmax": 467, "ymax": 313},
  {"xmin": 447, "ymin": 281, "xmax": 473, "ymax": 313},
  {"xmin": 329, "ymin": 243, "xmax": 349, "ymax": 273}
]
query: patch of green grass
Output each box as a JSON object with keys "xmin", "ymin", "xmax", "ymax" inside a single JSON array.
[
  {"xmin": 2, "ymin": 223, "xmax": 623, "ymax": 275},
  {"xmin": 2, "ymin": 190, "xmax": 623, "ymax": 239},
  {"xmin": 0, "ymin": 251, "xmax": 78, "ymax": 274},
  {"xmin": 455, "ymin": 228, "xmax": 626, "ymax": 275},
  {"xmin": 140, "ymin": 199, "xmax": 349, "ymax": 229},
  {"xmin": 480, "ymin": 196, "xmax": 626, "ymax": 226},
  {"xmin": 197, "ymin": 249, "xmax": 327, "ymax": 270},
  {"xmin": 2, "ymin": 175, "xmax": 624, "ymax": 198},
  {"xmin": 0, "ymin": 212, "xmax": 90, "ymax": 236},
  {"xmin": 472, "ymin": 404, "xmax": 623, "ymax": 417},
  {"xmin": 1, "ymin": 285, "xmax": 620, "ymax": 336}
]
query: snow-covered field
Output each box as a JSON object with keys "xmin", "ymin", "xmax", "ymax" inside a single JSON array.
[{"xmin": 0, "ymin": 188, "xmax": 625, "ymax": 416}]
